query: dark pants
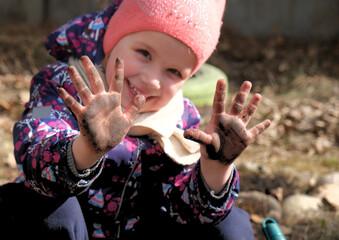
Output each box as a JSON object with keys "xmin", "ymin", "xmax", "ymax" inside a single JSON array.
[
  {"xmin": 0, "ymin": 183, "xmax": 253, "ymax": 240},
  {"xmin": 0, "ymin": 182, "xmax": 88, "ymax": 240}
]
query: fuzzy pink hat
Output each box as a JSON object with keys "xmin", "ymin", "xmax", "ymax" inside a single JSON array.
[{"xmin": 103, "ymin": 0, "xmax": 226, "ymax": 75}]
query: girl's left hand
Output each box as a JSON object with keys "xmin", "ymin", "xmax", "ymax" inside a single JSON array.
[{"xmin": 184, "ymin": 79, "xmax": 271, "ymax": 165}]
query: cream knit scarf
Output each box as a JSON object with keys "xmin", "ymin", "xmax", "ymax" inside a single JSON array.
[{"xmin": 68, "ymin": 57, "xmax": 200, "ymax": 165}]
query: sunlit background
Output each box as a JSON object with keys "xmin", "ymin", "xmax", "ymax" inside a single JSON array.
[{"xmin": 0, "ymin": 1, "xmax": 338, "ymax": 239}]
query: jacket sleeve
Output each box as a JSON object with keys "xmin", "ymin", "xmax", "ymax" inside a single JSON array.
[
  {"xmin": 13, "ymin": 62, "xmax": 104, "ymax": 197},
  {"xmin": 162, "ymin": 99, "xmax": 240, "ymax": 224},
  {"xmin": 163, "ymin": 161, "xmax": 239, "ymax": 224}
]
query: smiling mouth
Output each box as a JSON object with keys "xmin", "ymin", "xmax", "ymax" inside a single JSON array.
[
  {"xmin": 128, "ymin": 80, "xmax": 140, "ymax": 95},
  {"xmin": 127, "ymin": 79, "xmax": 142, "ymax": 96},
  {"xmin": 127, "ymin": 79, "xmax": 154, "ymax": 102}
]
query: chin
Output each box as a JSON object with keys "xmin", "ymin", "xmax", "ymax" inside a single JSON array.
[
  {"xmin": 122, "ymin": 98, "xmax": 163, "ymax": 113},
  {"xmin": 139, "ymin": 101, "xmax": 162, "ymax": 113}
]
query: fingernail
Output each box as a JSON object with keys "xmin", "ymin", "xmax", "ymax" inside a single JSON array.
[
  {"xmin": 116, "ymin": 57, "xmax": 123, "ymax": 67},
  {"xmin": 135, "ymin": 94, "xmax": 146, "ymax": 103},
  {"xmin": 266, "ymin": 119, "xmax": 272, "ymax": 127},
  {"xmin": 241, "ymin": 81, "xmax": 252, "ymax": 91},
  {"xmin": 67, "ymin": 65, "xmax": 74, "ymax": 73},
  {"xmin": 183, "ymin": 132, "xmax": 192, "ymax": 140},
  {"xmin": 133, "ymin": 95, "xmax": 146, "ymax": 109}
]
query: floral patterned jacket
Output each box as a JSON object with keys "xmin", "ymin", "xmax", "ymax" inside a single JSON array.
[{"xmin": 13, "ymin": 1, "xmax": 240, "ymax": 239}]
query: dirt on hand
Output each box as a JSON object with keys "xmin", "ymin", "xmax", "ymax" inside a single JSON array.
[{"xmin": 0, "ymin": 25, "xmax": 338, "ymax": 240}]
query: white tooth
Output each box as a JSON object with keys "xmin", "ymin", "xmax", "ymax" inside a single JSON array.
[{"xmin": 130, "ymin": 83, "xmax": 139, "ymax": 95}]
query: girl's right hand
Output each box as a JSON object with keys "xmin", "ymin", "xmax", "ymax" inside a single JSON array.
[{"xmin": 58, "ymin": 56, "xmax": 145, "ymax": 169}]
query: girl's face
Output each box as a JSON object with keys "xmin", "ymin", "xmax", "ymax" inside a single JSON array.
[{"xmin": 105, "ymin": 31, "xmax": 196, "ymax": 113}]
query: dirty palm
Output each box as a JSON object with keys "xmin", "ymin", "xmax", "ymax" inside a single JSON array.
[{"xmin": 59, "ymin": 55, "xmax": 271, "ymax": 173}]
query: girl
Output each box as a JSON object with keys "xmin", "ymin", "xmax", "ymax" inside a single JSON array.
[{"xmin": 0, "ymin": 0, "xmax": 270, "ymax": 239}]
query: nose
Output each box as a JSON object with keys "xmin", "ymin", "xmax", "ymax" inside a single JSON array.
[{"xmin": 140, "ymin": 66, "xmax": 161, "ymax": 91}]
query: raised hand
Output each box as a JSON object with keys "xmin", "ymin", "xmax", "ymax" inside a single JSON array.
[
  {"xmin": 58, "ymin": 56, "xmax": 145, "ymax": 156},
  {"xmin": 184, "ymin": 79, "xmax": 271, "ymax": 165}
]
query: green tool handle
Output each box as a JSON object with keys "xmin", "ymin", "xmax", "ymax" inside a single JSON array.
[{"xmin": 262, "ymin": 218, "xmax": 287, "ymax": 240}]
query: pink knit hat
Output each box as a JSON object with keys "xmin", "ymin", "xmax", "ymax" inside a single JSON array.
[{"xmin": 103, "ymin": 0, "xmax": 226, "ymax": 75}]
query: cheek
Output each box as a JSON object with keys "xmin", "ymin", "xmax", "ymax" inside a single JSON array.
[
  {"xmin": 162, "ymin": 87, "xmax": 177, "ymax": 101},
  {"xmin": 123, "ymin": 58, "xmax": 143, "ymax": 77},
  {"xmin": 148, "ymin": 86, "xmax": 181, "ymax": 110},
  {"xmin": 163, "ymin": 79, "xmax": 185, "ymax": 98}
]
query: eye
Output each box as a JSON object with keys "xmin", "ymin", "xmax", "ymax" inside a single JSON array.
[
  {"xmin": 167, "ymin": 68, "xmax": 182, "ymax": 79},
  {"xmin": 136, "ymin": 49, "xmax": 151, "ymax": 60}
]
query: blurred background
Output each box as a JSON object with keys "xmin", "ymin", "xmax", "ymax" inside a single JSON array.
[{"xmin": 0, "ymin": 0, "xmax": 338, "ymax": 239}]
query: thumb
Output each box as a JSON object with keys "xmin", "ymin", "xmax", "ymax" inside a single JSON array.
[
  {"xmin": 124, "ymin": 94, "xmax": 146, "ymax": 123},
  {"xmin": 184, "ymin": 129, "xmax": 213, "ymax": 145}
]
